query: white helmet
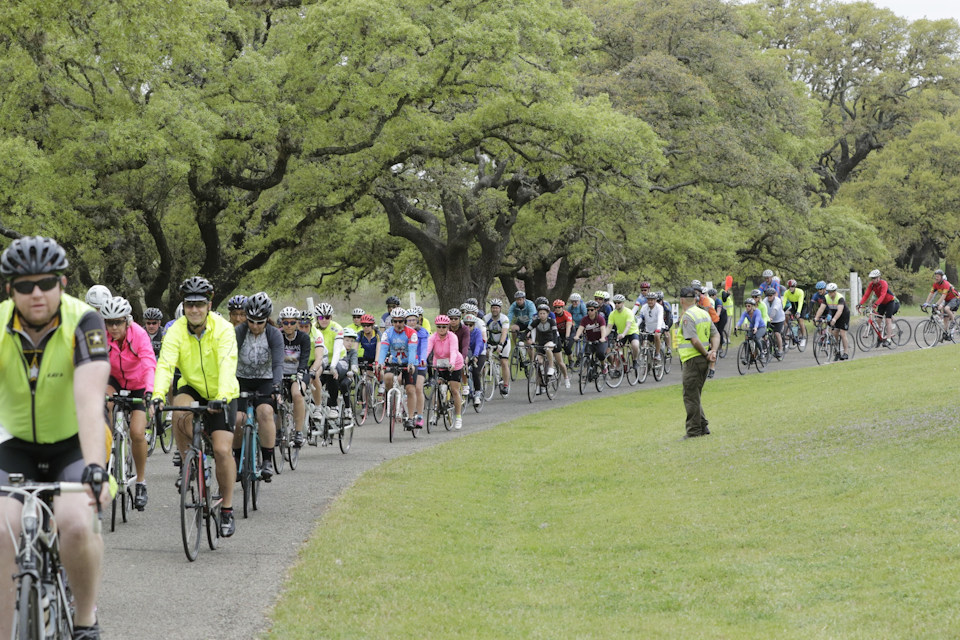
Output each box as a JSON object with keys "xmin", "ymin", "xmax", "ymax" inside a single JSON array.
[
  {"xmin": 351, "ymin": 307, "xmax": 365, "ymax": 316},
  {"xmin": 569, "ymin": 293, "xmax": 582, "ymax": 302},
  {"xmin": 85, "ymin": 285, "xmax": 112, "ymax": 310},
  {"xmin": 175, "ymin": 302, "xmax": 183, "ymax": 319},
  {"xmin": 762, "ymin": 269, "xmax": 774, "ymax": 277},
  {"xmin": 612, "ymin": 294, "xmax": 626, "ymax": 303},
  {"xmin": 390, "ymin": 307, "xmax": 407, "ymax": 319},
  {"xmin": 869, "ymin": 269, "xmax": 881, "ymax": 278},
  {"xmin": 100, "ymin": 296, "xmax": 132, "ymax": 321},
  {"xmin": 279, "ymin": 306, "xmax": 300, "ymax": 319},
  {"xmin": 772, "ymin": 276, "xmax": 781, "ymax": 284},
  {"xmin": 826, "ymin": 282, "xmax": 838, "ymax": 292},
  {"xmin": 342, "ymin": 328, "xmax": 358, "ymax": 339},
  {"xmin": 314, "ymin": 302, "xmax": 333, "ymax": 318}
]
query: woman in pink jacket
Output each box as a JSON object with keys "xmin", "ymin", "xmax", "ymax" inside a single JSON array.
[
  {"xmin": 426, "ymin": 315, "xmax": 464, "ymax": 430},
  {"xmin": 102, "ymin": 296, "xmax": 157, "ymax": 511}
]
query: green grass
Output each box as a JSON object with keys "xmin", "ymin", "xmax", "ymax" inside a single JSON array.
[{"xmin": 267, "ymin": 345, "xmax": 960, "ymax": 639}]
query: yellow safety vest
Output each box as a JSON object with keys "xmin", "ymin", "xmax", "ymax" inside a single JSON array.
[{"xmin": 678, "ymin": 306, "xmax": 712, "ymax": 363}]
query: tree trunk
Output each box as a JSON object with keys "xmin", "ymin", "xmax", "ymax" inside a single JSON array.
[{"xmin": 946, "ymin": 261, "xmax": 958, "ymax": 284}]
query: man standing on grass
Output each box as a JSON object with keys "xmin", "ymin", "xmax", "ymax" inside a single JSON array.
[{"xmin": 678, "ymin": 287, "xmax": 719, "ymax": 439}]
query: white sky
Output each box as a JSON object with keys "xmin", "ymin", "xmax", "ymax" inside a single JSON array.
[{"xmin": 852, "ymin": 0, "xmax": 959, "ymax": 21}]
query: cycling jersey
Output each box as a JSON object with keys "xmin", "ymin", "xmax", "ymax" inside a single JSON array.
[
  {"xmin": 108, "ymin": 321, "xmax": 157, "ymax": 393},
  {"xmin": 357, "ymin": 329, "xmax": 380, "ymax": 364},
  {"xmin": 638, "ymin": 303, "xmax": 664, "ymax": 332},
  {"xmin": 757, "ymin": 299, "xmax": 770, "ymax": 323},
  {"xmin": 554, "ymin": 310, "xmax": 573, "ymax": 337},
  {"xmin": 738, "ymin": 308, "xmax": 764, "ymax": 331},
  {"xmin": 281, "ymin": 330, "xmax": 311, "ymax": 375},
  {"xmin": 508, "ymin": 300, "xmax": 536, "ymax": 326},
  {"xmin": 0, "ymin": 294, "xmax": 108, "ymax": 444},
  {"xmin": 568, "ymin": 301, "xmax": 587, "ymax": 327},
  {"xmin": 931, "ymin": 279, "xmax": 958, "ymax": 302},
  {"xmin": 154, "ymin": 313, "xmax": 239, "ymax": 403},
  {"xmin": 468, "ymin": 326, "xmax": 485, "ymax": 358},
  {"xmin": 765, "ymin": 296, "xmax": 785, "ymax": 323},
  {"xmin": 484, "ymin": 312, "xmax": 510, "ymax": 343},
  {"xmin": 427, "ymin": 331, "xmax": 464, "ymax": 370},
  {"xmin": 235, "ymin": 323, "xmax": 284, "ymax": 384},
  {"xmin": 415, "ymin": 326, "xmax": 430, "ymax": 368},
  {"xmin": 606, "ymin": 308, "xmax": 638, "ymax": 336},
  {"xmin": 377, "ymin": 326, "xmax": 418, "ymax": 365},
  {"xmin": 306, "ymin": 324, "xmax": 321, "ymax": 366},
  {"xmin": 824, "ymin": 293, "xmax": 848, "ymax": 315},
  {"xmin": 632, "ymin": 295, "xmax": 647, "ymax": 313},
  {"xmin": 783, "ymin": 288, "xmax": 805, "ymax": 313},
  {"xmin": 318, "ymin": 321, "xmax": 344, "ymax": 367},
  {"xmin": 146, "ymin": 328, "xmax": 164, "ymax": 359},
  {"xmin": 578, "ymin": 314, "xmax": 606, "ymax": 341},
  {"xmin": 762, "ymin": 281, "xmax": 786, "ymax": 298},
  {"xmin": 860, "ymin": 279, "xmax": 895, "ymax": 306},
  {"xmin": 530, "ymin": 317, "xmax": 559, "ymax": 345},
  {"xmin": 810, "ymin": 292, "xmax": 827, "ymax": 312}
]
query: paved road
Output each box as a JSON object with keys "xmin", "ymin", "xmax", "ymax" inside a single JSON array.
[{"xmin": 99, "ymin": 319, "xmax": 930, "ymax": 639}]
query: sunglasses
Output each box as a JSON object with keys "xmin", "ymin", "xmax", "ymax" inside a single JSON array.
[
  {"xmin": 353, "ymin": 316, "xmax": 362, "ymax": 319},
  {"xmin": 281, "ymin": 320, "xmax": 298, "ymax": 326},
  {"xmin": 361, "ymin": 323, "xmax": 373, "ymax": 327},
  {"xmin": 391, "ymin": 319, "xmax": 405, "ymax": 324},
  {"xmin": 436, "ymin": 325, "xmax": 449, "ymax": 329},
  {"xmin": 183, "ymin": 300, "xmax": 208, "ymax": 308},
  {"xmin": 317, "ymin": 316, "xmax": 329, "ymax": 321},
  {"xmin": 11, "ymin": 276, "xmax": 59, "ymax": 295},
  {"xmin": 105, "ymin": 319, "xmax": 126, "ymax": 327},
  {"xmin": 248, "ymin": 319, "xmax": 266, "ymax": 326},
  {"xmin": 145, "ymin": 321, "xmax": 160, "ymax": 326}
]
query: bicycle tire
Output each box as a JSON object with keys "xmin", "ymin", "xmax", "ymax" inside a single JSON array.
[
  {"xmin": 737, "ymin": 342, "xmax": 750, "ymax": 375},
  {"xmin": 121, "ymin": 485, "xmax": 131, "ymax": 523},
  {"xmin": 595, "ymin": 362, "xmax": 604, "ymax": 392},
  {"xmin": 916, "ymin": 319, "xmax": 940, "ymax": 348},
  {"xmin": 442, "ymin": 387, "xmax": 453, "ymax": 431},
  {"xmin": 109, "ymin": 454, "xmax": 118, "ymax": 532},
  {"xmin": 510, "ymin": 347, "xmax": 522, "ymax": 381},
  {"xmin": 339, "ymin": 412, "xmax": 353, "ymax": 453},
  {"xmin": 718, "ymin": 332, "xmax": 729, "ymax": 358},
  {"xmin": 606, "ymin": 349, "xmax": 624, "ymax": 389},
  {"xmin": 755, "ymin": 343, "xmax": 766, "ymax": 372},
  {"xmin": 638, "ymin": 350, "xmax": 649, "ymax": 384},
  {"xmin": 354, "ymin": 383, "xmax": 366, "ymax": 426},
  {"xmin": 856, "ymin": 321, "xmax": 875, "ymax": 352},
  {"xmin": 891, "ymin": 318, "xmax": 911, "ymax": 347},
  {"xmin": 652, "ymin": 350, "xmax": 664, "ymax": 381},
  {"xmin": 424, "ymin": 381, "xmax": 435, "ymax": 433},
  {"xmin": 159, "ymin": 414, "xmax": 175, "ymax": 453},
  {"xmin": 813, "ymin": 334, "xmax": 829, "ymax": 365},
  {"xmin": 625, "ymin": 350, "xmax": 639, "ymax": 386},
  {"xmin": 288, "ymin": 430, "xmax": 300, "ymax": 470},
  {"xmin": 545, "ymin": 367, "xmax": 557, "ymax": 400},
  {"xmin": 663, "ymin": 350, "xmax": 673, "ymax": 374},
  {"xmin": 241, "ymin": 427, "xmax": 252, "ymax": 519},
  {"xmin": 482, "ymin": 360, "xmax": 495, "ymax": 401},
  {"xmin": 387, "ymin": 393, "xmax": 396, "ymax": 443},
  {"xmin": 797, "ymin": 328, "xmax": 808, "ymax": 352},
  {"xmin": 252, "ymin": 444, "xmax": 261, "ymax": 512},
  {"xmin": 578, "ymin": 356, "xmax": 588, "ymax": 395},
  {"xmin": 527, "ymin": 364, "xmax": 537, "ymax": 403},
  {"xmin": 473, "ymin": 383, "xmax": 486, "ymax": 412},
  {"xmin": 145, "ymin": 411, "xmax": 157, "ymax": 457},
  {"xmin": 206, "ymin": 485, "xmax": 221, "ymax": 551},
  {"xmin": 373, "ymin": 382, "xmax": 386, "ymax": 423},
  {"xmin": 14, "ymin": 571, "xmax": 40, "ymax": 640},
  {"xmin": 180, "ymin": 450, "xmax": 202, "ymax": 562}
]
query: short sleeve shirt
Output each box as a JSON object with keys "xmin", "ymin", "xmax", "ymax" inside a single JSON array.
[{"xmin": 579, "ymin": 314, "xmax": 606, "ymax": 341}]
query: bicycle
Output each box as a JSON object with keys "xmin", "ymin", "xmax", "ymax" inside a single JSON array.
[
  {"xmin": 383, "ymin": 362, "xmax": 417, "ymax": 441},
  {"xmin": 370, "ymin": 366, "xmax": 387, "ymax": 424},
  {"xmin": 510, "ymin": 329, "xmax": 531, "ymax": 381},
  {"xmin": 425, "ymin": 368, "xmax": 455, "ymax": 432},
  {"xmin": 107, "ymin": 391, "xmax": 140, "ymax": 531},
  {"xmin": 577, "ymin": 341, "xmax": 606, "ymax": 394},
  {"xmin": 916, "ymin": 305, "xmax": 959, "ymax": 348},
  {"xmin": 526, "ymin": 344, "xmax": 559, "ymax": 402},
  {"xmin": 812, "ymin": 320, "xmax": 856, "ymax": 365},
  {"xmin": 238, "ymin": 391, "xmax": 270, "ymax": 519},
  {"xmin": 637, "ymin": 332, "xmax": 664, "ymax": 382},
  {"xmin": 611, "ymin": 337, "xmax": 641, "ymax": 387},
  {"xmin": 856, "ymin": 306, "xmax": 911, "ymax": 351},
  {"xmin": 482, "ymin": 344, "xmax": 501, "ymax": 401},
  {"xmin": 274, "ymin": 374, "xmax": 300, "ymax": 473},
  {"xmin": 717, "ymin": 326, "xmax": 730, "ymax": 359},
  {"xmin": 354, "ymin": 363, "xmax": 378, "ymax": 425},
  {"xmin": 467, "ymin": 357, "xmax": 486, "ymax": 412},
  {"xmin": 5, "ymin": 473, "xmax": 104, "ymax": 640},
  {"xmin": 161, "ymin": 402, "xmax": 224, "ymax": 562},
  {"xmin": 737, "ymin": 333, "xmax": 766, "ymax": 374},
  {"xmin": 782, "ymin": 311, "xmax": 807, "ymax": 353},
  {"xmin": 306, "ymin": 374, "xmax": 354, "ymax": 453}
]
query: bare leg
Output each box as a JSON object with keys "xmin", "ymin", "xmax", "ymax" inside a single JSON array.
[
  {"xmin": 212, "ymin": 430, "xmax": 236, "ymax": 509},
  {"xmin": 292, "ymin": 383, "xmax": 305, "ymax": 432},
  {"xmin": 54, "ymin": 493, "xmax": 102, "ymax": 627},
  {"xmin": 0, "ymin": 498, "xmax": 23, "ymax": 638},
  {"xmin": 130, "ymin": 410, "xmax": 148, "ymax": 482},
  {"xmin": 257, "ymin": 404, "xmax": 275, "ymax": 448}
]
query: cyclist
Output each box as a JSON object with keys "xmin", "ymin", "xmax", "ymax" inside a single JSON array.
[
  {"xmin": 530, "ymin": 304, "xmax": 565, "ymax": 387},
  {"xmin": 657, "ymin": 292, "xmax": 674, "ymax": 355},
  {"xmin": 720, "ymin": 287, "xmax": 734, "ymax": 336},
  {"xmin": 568, "ymin": 293, "xmax": 587, "ymax": 329},
  {"xmin": 738, "ymin": 297, "xmax": 767, "ymax": 360},
  {"xmin": 809, "ymin": 281, "xmax": 828, "ymax": 319},
  {"xmin": 637, "ymin": 294, "xmax": 665, "ymax": 359},
  {"xmin": 607, "ymin": 294, "xmax": 641, "ymax": 371},
  {"xmin": 813, "ymin": 283, "xmax": 851, "ymax": 360},
  {"xmin": 312, "ymin": 303, "xmax": 345, "ymax": 422},
  {"xmin": 102, "ymin": 296, "xmax": 156, "ymax": 511},
  {"xmin": 594, "ymin": 290, "xmax": 613, "ymax": 319},
  {"xmin": 709, "ymin": 288, "xmax": 727, "ymax": 346},
  {"xmin": 334, "ymin": 329, "xmax": 360, "ymax": 422},
  {"xmin": 483, "ymin": 299, "xmax": 510, "ymax": 396},
  {"xmin": 765, "ymin": 287, "xmax": 786, "ymax": 360},
  {"xmin": 407, "ymin": 308, "xmax": 429, "ymax": 427},
  {"xmin": 574, "ymin": 301, "xmax": 609, "ymax": 367},
  {"xmin": 858, "ymin": 269, "xmax": 898, "ymax": 345},
  {"xmin": 463, "ymin": 314, "xmax": 489, "ymax": 403},
  {"xmin": 414, "ymin": 306, "xmax": 433, "ymax": 334},
  {"xmin": 377, "ymin": 308, "xmax": 419, "ymax": 431},
  {"xmin": 761, "ymin": 270, "xmax": 785, "ymax": 297},
  {"xmin": 143, "ymin": 307, "xmax": 165, "ymax": 358},
  {"xmin": 227, "ymin": 294, "xmax": 247, "ymax": 327},
  {"xmin": 448, "ymin": 309, "xmax": 472, "ymax": 399},
  {"xmin": 783, "ymin": 280, "xmax": 806, "ymax": 341},
  {"xmin": 0, "ymin": 236, "xmax": 111, "ymax": 640},
  {"xmin": 346, "ymin": 308, "xmax": 365, "ymax": 335},
  {"xmin": 552, "ymin": 299, "xmax": 574, "ymax": 370},
  {"xmin": 427, "ymin": 315, "xmax": 464, "ymax": 429},
  {"xmin": 85, "ymin": 284, "xmax": 112, "ymax": 313},
  {"xmin": 508, "ymin": 291, "xmax": 536, "ymax": 346},
  {"xmin": 153, "ymin": 276, "xmax": 239, "ymax": 537},
  {"xmin": 278, "ymin": 307, "xmax": 311, "ymax": 447},
  {"xmin": 632, "ymin": 281, "xmax": 652, "ymax": 315},
  {"xmin": 750, "ymin": 288, "xmax": 771, "ymax": 325},
  {"xmin": 381, "ymin": 295, "xmax": 401, "ymax": 329},
  {"xmin": 921, "ymin": 269, "xmax": 959, "ymax": 335}
]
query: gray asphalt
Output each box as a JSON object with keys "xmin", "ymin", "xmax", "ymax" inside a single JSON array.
[{"xmin": 99, "ymin": 318, "xmax": 931, "ymax": 639}]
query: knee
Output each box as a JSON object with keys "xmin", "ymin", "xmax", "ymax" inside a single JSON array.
[{"xmin": 55, "ymin": 501, "xmax": 96, "ymax": 546}]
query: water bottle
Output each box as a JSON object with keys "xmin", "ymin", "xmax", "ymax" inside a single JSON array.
[{"xmin": 203, "ymin": 452, "xmax": 212, "ymax": 481}]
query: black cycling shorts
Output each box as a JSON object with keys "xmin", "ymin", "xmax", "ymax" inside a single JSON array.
[
  {"xmin": 437, "ymin": 368, "xmax": 463, "ymax": 383},
  {"xmin": 174, "ymin": 385, "xmax": 237, "ymax": 433},
  {"xmin": 769, "ymin": 320, "xmax": 784, "ymax": 334},
  {"xmin": 237, "ymin": 378, "xmax": 276, "ymax": 413},
  {"xmin": 831, "ymin": 311, "xmax": 851, "ymax": 331},
  {"xmin": 0, "ymin": 435, "xmax": 85, "ymax": 498},
  {"xmin": 106, "ymin": 378, "xmax": 147, "ymax": 412},
  {"xmin": 876, "ymin": 299, "xmax": 899, "ymax": 318}
]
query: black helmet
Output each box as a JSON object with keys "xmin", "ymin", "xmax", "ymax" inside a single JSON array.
[
  {"xmin": 386, "ymin": 295, "xmax": 401, "ymax": 306},
  {"xmin": 180, "ymin": 276, "xmax": 214, "ymax": 301},
  {"xmin": 244, "ymin": 292, "xmax": 273, "ymax": 321},
  {"xmin": 586, "ymin": 300, "xmax": 599, "ymax": 309},
  {"xmin": 143, "ymin": 307, "xmax": 163, "ymax": 321},
  {"xmin": 0, "ymin": 236, "xmax": 69, "ymax": 278},
  {"xmin": 535, "ymin": 296, "xmax": 548, "ymax": 306},
  {"xmin": 465, "ymin": 297, "xmax": 478, "ymax": 306},
  {"xmin": 227, "ymin": 294, "xmax": 247, "ymax": 311}
]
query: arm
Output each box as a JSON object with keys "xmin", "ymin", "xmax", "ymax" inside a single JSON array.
[
  {"xmin": 297, "ymin": 333, "xmax": 311, "ymax": 370},
  {"xmin": 217, "ymin": 321, "xmax": 239, "ymax": 401},
  {"xmin": 75, "ymin": 360, "xmax": 110, "ymax": 467},
  {"xmin": 153, "ymin": 323, "xmax": 182, "ymax": 402},
  {"xmin": 134, "ymin": 325, "xmax": 157, "ymax": 394}
]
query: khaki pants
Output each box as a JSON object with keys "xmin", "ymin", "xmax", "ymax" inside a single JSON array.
[{"xmin": 681, "ymin": 355, "xmax": 709, "ymax": 437}]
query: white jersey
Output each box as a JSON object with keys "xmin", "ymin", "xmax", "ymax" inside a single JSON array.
[
  {"xmin": 638, "ymin": 303, "xmax": 665, "ymax": 332},
  {"xmin": 484, "ymin": 313, "xmax": 510, "ymax": 343}
]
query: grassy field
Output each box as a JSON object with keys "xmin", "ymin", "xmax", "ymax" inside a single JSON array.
[{"xmin": 267, "ymin": 345, "xmax": 960, "ymax": 639}]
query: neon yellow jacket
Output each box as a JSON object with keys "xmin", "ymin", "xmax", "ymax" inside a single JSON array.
[{"xmin": 154, "ymin": 312, "xmax": 239, "ymax": 402}]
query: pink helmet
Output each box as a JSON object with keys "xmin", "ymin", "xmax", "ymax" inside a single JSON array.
[{"xmin": 434, "ymin": 315, "xmax": 450, "ymax": 326}]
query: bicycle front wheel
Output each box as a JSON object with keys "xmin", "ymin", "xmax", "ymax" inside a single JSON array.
[
  {"xmin": 145, "ymin": 411, "xmax": 157, "ymax": 457},
  {"xmin": 918, "ymin": 319, "xmax": 941, "ymax": 348},
  {"xmin": 545, "ymin": 368, "xmax": 557, "ymax": 400},
  {"xmin": 206, "ymin": 487, "xmax": 221, "ymax": 552},
  {"xmin": 274, "ymin": 420, "xmax": 286, "ymax": 476},
  {"xmin": 625, "ymin": 350, "xmax": 639, "ymax": 386},
  {"xmin": 373, "ymin": 383, "xmax": 386, "ymax": 423},
  {"xmin": 737, "ymin": 342, "xmax": 750, "ymax": 375},
  {"xmin": 527, "ymin": 365, "xmax": 537, "ymax": 403},
  {"xmin": 663, "ymin": 349, "xmax": 673, "ymax": 375},
  {"xmin": 482, "ymin": 360, "xmax": 495, "ymax": 401},
  {"xmin": 387, "ymin": 393, "xmax": 397, "ymax": 442},
  {"xmin": 856, "ymin": 321, "xmax": 875, "ymax": 352},
  {"xmin": 339, "ymin": 413, "xmax": 353, "ymax": 453},
  {"xmin": 652, "ymin": 350, "xmax": 664, "ymax": 381},
  {"xmin": 180, "ymin": 450, "xmax": 202, "ymax": 562},
  {"xmin": 251, "ymin": 444, "xmax": 261, "ymax": 512},
  {"xmin": 159, "ymin": 413, "xmax": 175, "ymax": 453},
  {"xmin": 638, "ymin": 350, "xmax": 649, "ymax": 384},
  {"xmin": 718, "ymin": 332, "xmax": 729, "ymax": 358},
  {"xmin": 13, "ymin": 572, "xmax": 41, "ymax": 640}
]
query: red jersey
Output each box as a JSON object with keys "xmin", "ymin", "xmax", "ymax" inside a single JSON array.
[
  {"xmin": 932, "ymin": 279, "xmax": 959, "ymax": 302},
  {"xmin": 860, "ymin": 279, "xmax": 895, "ymax": 306},
  {"xmin": 554, "ymin": 310, "xmax": 573, "ymax": 335}
]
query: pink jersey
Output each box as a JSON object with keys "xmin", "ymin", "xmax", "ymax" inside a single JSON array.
[
  {"xmin": 427, "ymin": 332, "xmax": 464, "ymax": 370},
  {"xmin": 108, "ymin": 321, "xmax": 157, "ymax": 393}
]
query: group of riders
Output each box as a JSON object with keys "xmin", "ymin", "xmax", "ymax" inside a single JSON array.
[{"xmin": 0, "ymin": 234, "xmax": 957, "ymax": 639}]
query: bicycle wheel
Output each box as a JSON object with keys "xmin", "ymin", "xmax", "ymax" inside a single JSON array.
[
  {"xmin": 625, "ymin": 350, "xmax": 639, "ymax": 386},
  {"xmin": 510, "ymin": 347, "xmax": 522, "ymax": 381},
  {"xmin": 918, "ymin": 319, "xmax": 941, "ymax": 348},
  {"xmin": 442, "ymin": 388, "xmax": 453, "ymax": 431},
  {"xmin": 797, "ymin": 327, "xmax": 808, "ymax": 352},
  {"xmin": 108, "ymin": 451, "xmax": 118, "ymax": 532},
  {"xmin": 578, "ymin": 356, "xmax": 588, "ymax": 395},
  {"xmin": 737, "ymin": 342, "xmax": 750, "ymax": 375},
  {"xmin": 718, "ymin": 332, "xmax": 729, "ymax": 358},
  {"xmin": 474, "ymin": 380, "xmax": 486, "ymax": 412},
  {"xmin": 14, "ymin": 572, "xmax": 40, "ymax": 640},
  {"xmin": 145, "ymin": 411, "xmax": 157, "ymax": 457},
  {"xmin": 638, "ymin": 350, "xmax": 649, "ymax": 384},
  {"xmin": 663, "ymin": 349, "xmax": 673, "ymax": 374},
  {"xmin": 387, "ymin": 393, "xmax": 396, "ymax": 443},
  {"xmin": 652, "ymin": 350, "xmax": 664, "ymax": 381},
  {"xmin": 121, "ymin": 483, "xmax": 131, "ymax": 524},
  {"xmin": 159, "ymin": 414, "xmax": 175, "ymax": 453},
  {"xmin": 206, "ymin": 488, "xmax": 221, "ymax": 551},
  {"xmin": 373, "ymin": 382, "xmax": 386, "ymax": 423},
  {"xmin": 424, "ymin": 382, "xmax": 435, "ymax": 433},
  {"xmin": 890, "ymin": 318, "xmax": 911, "ymax": 347},
  {"xmin": 252, "ymin": 444, "xmax": 261, "ymax": 512},
  {"xmin": 180, "ymin": 450, "xmax": 202, "ymax": 562},
  {"xmin": 241, "ymin": 430, "xmax": 252, "ymax": 519},
  {"xmin": 813, "ymin": 335, "xmax": 828, "ymax": 365},
  {"xmin": 354, "ymin": 382, "xmax": 368, "ymax": 426},
  {"xmin": 273, "ymin": 418, "xmax": 286, "ymax": 476},
  {"xmin": 545, "ymin": 368, "xmax": 557, "ymax": 400},
  {"xmin": 755, "ymin": 343, "xmax": 766, "ymax": 372},
  {"xmin": 339, "ymin": 412, "xmax": 353, "ymax": 453},
  {"xmin": 482, "ymin": 360, "xmax": 495, "ymax": 401},
  {"xmin": 595, "ymin": 361, "xmax": 605, "ymax": 392},
  {"xmin": 856, "ymin": 321, "xmax": 875, "ymax": 352},
  {"xmin": 527, "ymin": 364, "xmax": 537, "ymax": 403},
  {"xmin": 606, "ymin": 349, "xmax": 624, "ymax": 389}
]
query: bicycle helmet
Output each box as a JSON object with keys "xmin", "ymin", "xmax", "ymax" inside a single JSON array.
[
  {"xmin": 459, "ymin": 302, "xmax": 471, "ymax": 312},
  {"xmin": 934, "ymin": 269, "xmax": 945, "ymax": 276},
  {"xmin": 465, "ymin": 298, "xmax": 478, "ymax": 306},
  {"xmin": 586, "ymin": 300, "xmax": 599, "ymax": 309},
  {"xmin": 569, "ymin": 293, "xmax": 582, "ymax": 302},
  {"xmin": 772, "ymin": 276, "xmax": 781, "ymax": 284},
  {"xmin": 85, "ymin": 285, "xmax": 112, "ymax": 310},
  {"xmin": 466, "ymin": 304, "xmax": 480, "ymax": 316},
  {"xmin": 744, "ymin": 298, "xmax": 756, "ymax": 306},
  {"xmin": 315, "ymin": 302, "xmax": 333, "ymax": 318},
  {"xmin": 786, "ymin": 279, "xmax": 797, "ymax": 287},
  {"xmin": 390, "ymin": 307, "xmax": 407, "ymax": 319},
  {"xmin": 100, "ymin": 296, "xmax": 132, "ymax": 320},
  {"xmin": 342, "ymin": 328, "xmax": 358, "ymax": 339},
  {"xmin": 0, "ymin": 236, "xmax": 69, "ymax": 278},
  {"xmin": 175, "ymin": 303, "xmax": 183, "ymax": 319},
  {"xmin": 536, "ymin": 304, "xmax": 550, "ymax": 312},
  {"xmin": 601, "ymin": 291, "xmax": 611, "ymax": 300},
  {"xmin": 463, "ymin": 314, "xmax": 477, "ymax": 324},
  {"xmin": 227, "ymin": 295, "xmax": 247, "ymax": 311},
  {"xmin": 815, "ymin": 281, "xmax": 826, "ymax": 290},
  {"xmin": 826, "ymin": 282, "xmax": 838, "ymax": 291},
  {"xmin": 351, "ymin": 307, "xmax": 365, "ymax": 316},
  {"xmin": 412, "ymin": 306, "xmax": 424, "ymax": 316},
  {"xmin": 434, "ymin": 315, "xmax": 450, "ymax": 326},
  {"xmin": 244, "ymin": 292, "xmax": 273, "ymax": 321},
  {"xmin": 514, "ymin": 291, "xmax": 526, "ymax": 299},
  {"xmin": 750, "ymin": 289, "xmax": 762, "ymax": 298},
  {"xmin": 640, "ymin": 281, "xmax": 651, "ymax": 289},
  {"xmin": 552, "ymin": 299, "xmax": 565, "ymax": 308},
  {"xmin": 406, "ymin": 307, "xmax": 419, "ymax": 318},
  {"xmin": 143, "ymin": 307, "xmax": 163, "ymax": 321},
  {"xmin": 766, "ymin": 288, "xmax": 777, "ymax": 296},
  {"xmin": 612, "ymin": 294, "xmax": 626, "ymax": 303},
  {"xmin": 299, "ymin": 310, "xmax": 313, "ymax": 323},
  {"xmin": 655, "ymin": 291, "xmax": 664, "ymax": 301},
  {"xmin": 762, "ymin": 269, "xmax": 774, "ymax": 277},
  {"xmin": 279, "ymin": 306, "xmax": 300, "ymax": 319},
  {"xmin": 489, "ymin": 298, "xmax": 503, "ymax": 307},
  {"xmin": 180, "ymin": 276, "xmax": 214, "ymax": 301},
  {"xmin": 868, "ymin": 269, "xmax": 881, "ymax": 278},
  {"xmin": 447, "ymin": 308, "xmax": 462, "ymax": 318},
  {"xmin": 707, "ymin": 288, "xmax": 717, "ymax": 297},
  {"xmin": 690, "ymin": 280, "xmax": 701, "ymax": 288},
  {"xmin": 386, "ymin": 295, "xmax": 400, "ymax": 306},
  {"xmin": 360, "ymin": 313, "xmax": 375, "ymax": 324},
  {"xmin": 593, "ymin": 290, "xmax": 605, "ymax": 298}
]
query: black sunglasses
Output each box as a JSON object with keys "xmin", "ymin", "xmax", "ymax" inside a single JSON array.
[
  {"xmin": 11, "ymin": 276, "xmax": 59, "ymax": 295},
  {"xmin": 281, "ymin": 320, "xmax": 298, "ymax": 326},
  {"xmin": 361, "ymin": 323, "xmax": 374, "ymax": 327},
  {"xmin": 105, "ymin": 319, "xmax": 126, "ymax": 327},
  {"xmin": 391, "ymin": 319, "xmax": 405, "ymax": 324},
  {"xmin": 144, "ymin": 320, "xmax": 160, "ymax": 325},
  {"xmin": 183, "ymin": 300, "xmax": 208, "ymax": 308},
  {"xmin": 248, "ymin": 319, "xmax": 266, "ymax": 325}
]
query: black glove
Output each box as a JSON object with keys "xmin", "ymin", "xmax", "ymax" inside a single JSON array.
[
  {"xmin": 81, "ymin": 463, "xmax": 106, "ymax": 486},
  {"xmin": 151, "ymin": 397, "xmax": 163, "ymax": 412},
  {"xmin": 272, "ymin": 384, "xmax": 281, "ymax": 396},
  {"xmin": 208, "ymin": 399, "xmax": 224, "ymax": 412},
  {"xmin": 144, "ymin": 391, "xmax": 153, "ymax": 404}
]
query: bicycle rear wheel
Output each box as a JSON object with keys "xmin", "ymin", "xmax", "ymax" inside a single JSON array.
[
  {"xmin": 180, "ymin": 450, "xmax": 202, "ymax": 562},
  {"xmin": 718, "ymin": 331, "xmax": 729, "ymax": 358},
  {"xmin": 663, "ymin": 349, "xmax": 673, "ymax": 374},
  {"xmin": 145, "ymin": 411, "xmax": 157, "ymax": 457},
  {"xmin": 274, "ymin": 419, "xmax": 286, "ymax": 476},
  {"xmin": 13, "ymin": 572, "xmax": 40, "ymax": 640},
  {"xmin": 606, "ymin": 349, "xmax": 624, "ymax": 389},
  {"xmin": 890, "ymin": 318, "xmax": 911, "ymax": 347}
]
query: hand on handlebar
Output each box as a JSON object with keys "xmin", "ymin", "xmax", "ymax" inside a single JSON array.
[{"xmin": 207, "ymin": 399, "xmax": 225, "ymax": 413}]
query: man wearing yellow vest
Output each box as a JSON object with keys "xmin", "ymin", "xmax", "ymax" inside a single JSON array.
[
  {"xmin": 0, "ymin": 236, "xmax": 111, "ymax": 639},
  {"xmin": 678, "ymin": 287, "xmax": 720, "ymax": 439}
]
